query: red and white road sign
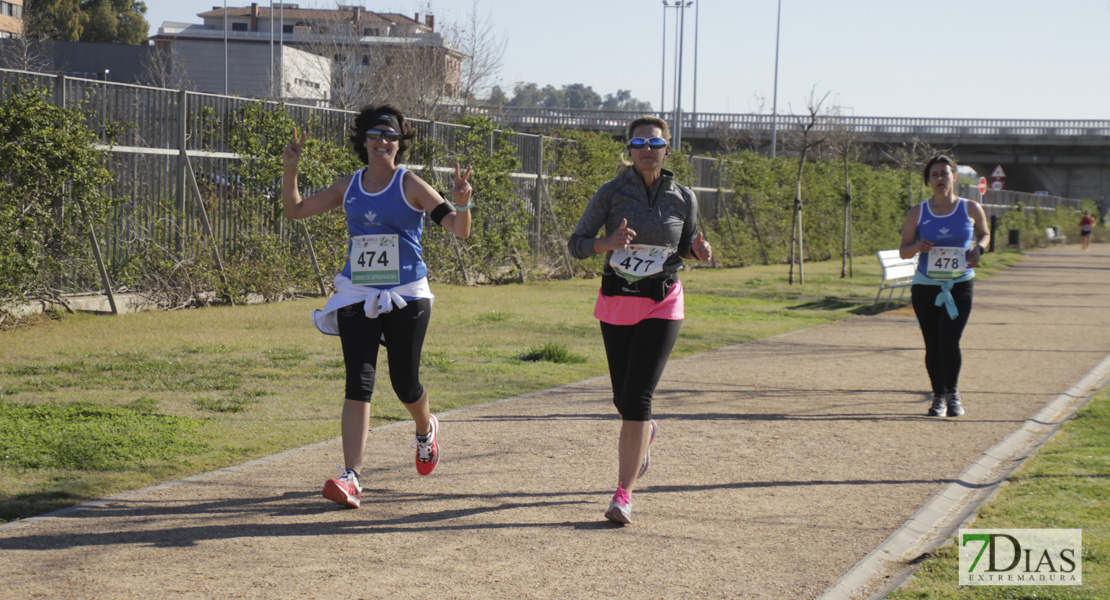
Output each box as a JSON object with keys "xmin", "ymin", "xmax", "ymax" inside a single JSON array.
[
  {"xmin": 991, "ymin": 165, "xmax": 1006, "ymax": 179},
  {"xmin": 991, "ymin": 180, "xmax": 1004, "ymax": 191},
  {"xmin": 978, "ymin": 177, "xmax": 988, "ymax": 195}
]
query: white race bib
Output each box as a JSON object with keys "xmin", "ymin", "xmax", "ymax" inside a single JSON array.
[
  {"xmin": 926, "ymin": 246, "xmax": 968, "ymax": 280},
  {"xmin": 350, "ymin": 234, "xmax": 400, "ymax": 285},
  {"xmin": 609, "ymin": 244, "xmax": 670, "ymax": 283}
]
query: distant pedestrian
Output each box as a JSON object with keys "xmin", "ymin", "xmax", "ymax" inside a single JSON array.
[
  {"xmin": 1079, "ymin": 210, "xmax": 1096, "ymax": 252},
  {"xmin": 568, "ymin": 116, "xmax": 711, "ymax": 524},
  {"xmin": 899, "ymin": 155, "xmax": 990, "ymax": 418},
  {"xmin": 282, "ymin": 105, "xmax": 474, "ymax": 508}
]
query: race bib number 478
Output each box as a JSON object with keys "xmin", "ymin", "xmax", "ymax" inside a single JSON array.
[
  {"xmin": 350, "ymin": 234, "xmax": 400, "ymax": 285},
  {"xmin": 927, "ymin": 246, "xmax": 967, "ymax": 280}
]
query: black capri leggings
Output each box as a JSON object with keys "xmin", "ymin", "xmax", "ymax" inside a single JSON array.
[
  {"xmin": 599, "ymin": 318, "xmax": 682, "ymax": 422},
  {"xmin": 336, "ymin": 299, "xmax": 431, "ymax": 403},
  {"xmin": 911, "ymin": 280, "xmax": 974, "ymax": 396}
]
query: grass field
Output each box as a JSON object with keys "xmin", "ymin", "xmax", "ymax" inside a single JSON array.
[
  {"xmin": 0, "ymin": 251, "xmax": 1027, "ymax": 524},
  {"xmin": 888, "ymin": 386, "xmax": 1109, "ymax": 599}
]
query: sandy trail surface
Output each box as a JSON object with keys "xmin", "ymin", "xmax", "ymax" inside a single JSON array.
[{"xmin": 3, "ymin": 245, "xmax": 1109, "ymax": 600}]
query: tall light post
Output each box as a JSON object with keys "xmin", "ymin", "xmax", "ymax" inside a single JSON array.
[
  {"xmin": 672, "ymin": 0, "xmax": 692, "ymax": 151},
  {"xmin": 770, "ymin": 0, "xmax": 782, "ymax": 158},
  {"xmin": 671, "ymin": 1, "xmax": 680, "ymax": 111},
  {"xmin": 661, "ymin": 1, "xmax": 669, "ymax": 114},
  {"xmin": 269, "ymin": 1, "xmax": 275, "ymax": 97},
  {"xmin": 692, "ymin": 0, "xmax": 699, "ymax": 117},
  {"xmin": 223, "ymin": 0, "xmax": 228, "ymax": 95}
]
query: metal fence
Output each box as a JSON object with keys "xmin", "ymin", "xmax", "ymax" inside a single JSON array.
[{"xmin": 0, "ymin": 68, "xmax": 1084, "ymax": 302}]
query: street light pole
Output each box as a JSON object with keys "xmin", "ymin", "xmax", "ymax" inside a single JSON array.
[
  {"xmin": 693, "ymin": 0, "xmax": 699, "ymax": 117},
  {"xmin": 673, "ymin": 1, "xmax": 691, "ymax": 151},
  {"xmin": 223, "ymin": 0, "xmax": 228, "ymax": 95},
  {"xmin": 671, "ymin": 2, "xmax": 680, "ymax": 112},
  {"xmin": 266, "ymin": 0, "xmax": 270, "ymax": 95},
  {"xmin": 770, "ymin": 0, "xmax": 782, "ymax": 158},
  {"xmin": 661, "ymin": 1, "xmax": 669, "ymax": 115}
]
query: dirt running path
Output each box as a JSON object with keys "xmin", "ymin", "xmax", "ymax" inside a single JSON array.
[{"xmin": 3, "ymin": 245, "xmax": 1109, "ymax": 600}]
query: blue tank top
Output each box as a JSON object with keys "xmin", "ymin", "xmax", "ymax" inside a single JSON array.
[
  {"xmin": 339, "ymin": 167, "xmax": 427, "ymax": 288},
  {"xmin": 916, "ymin": 198, "xmax": 974, "ymax": 277}
]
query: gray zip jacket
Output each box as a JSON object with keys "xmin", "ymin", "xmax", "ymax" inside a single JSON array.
[{"xmin": 568, "ymin": 167, "xmax": 699, "ymax": 280}]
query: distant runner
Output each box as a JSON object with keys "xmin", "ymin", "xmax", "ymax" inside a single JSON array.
[
  {"xmin": 898, "ymin": 155, "xmax": 990, "ymax": 418},
  {"xmin": 1079, "ymin": 210, "xmax": 1095, "ymax": 252},
  {"xmin": 282, "ymin": 105, "xmax": 474, "ymax": 508}
]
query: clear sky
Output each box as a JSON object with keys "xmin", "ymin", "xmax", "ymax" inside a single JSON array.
[{"xmin": 146, "ymin": 0, "xmax": 1110, "ymax": 121}]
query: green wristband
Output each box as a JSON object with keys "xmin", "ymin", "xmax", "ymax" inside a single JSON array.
[{"xmin": 455, "ymin": 203, "xmax": 472, "ymax": 211}]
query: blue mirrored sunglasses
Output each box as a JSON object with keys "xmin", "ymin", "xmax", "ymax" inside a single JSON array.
[
  {"xmin": 367, "ymin": 129, "xmax": 401, "ymax": 141},
  {"xmin": 628, "ymin": 137, "xmax": 668, "ymax": 150}
]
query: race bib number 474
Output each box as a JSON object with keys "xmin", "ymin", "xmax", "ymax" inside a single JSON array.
[
  {"xmin": 927, "ymin": 246, "xmax": 968, "ymax": 280},
  {"xmin": 350, "ymin": 234, "xmax": 400, "ymax": 285}
]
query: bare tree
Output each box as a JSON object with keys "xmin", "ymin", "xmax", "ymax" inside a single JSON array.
[
  {"xmin": 137, "ymin": 46, "xmax": 194, "ymax": 90},
  {"xmin": 445, "ymin": 0, "xmax": 507, "ymax": 108},
  {"xmin": 787, "ymin": 88, "xmax": 830, "ymax": 285},
  {"xmin": 289, "ymin": 4, "xmax": 464, "ymax": 119},
  {"xmin": 0, "ymin": 38, "xmax": 55, "ymax": 72},
  {"xmin": 368, "ymin": 37, "xmax": 464, "ymax": 120},
  {"xmin": 882, "ymin": 137, "xmax": 948, "ymax": 211},
  {"xmin": 825, "ymin": 106, "xmax": 857, "ymax": 278}
]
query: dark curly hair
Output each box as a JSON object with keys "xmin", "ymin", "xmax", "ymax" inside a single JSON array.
[
  {"xmin": 348, "ymin": 104, "xmax": 414, "ymax": 165},
  {"xmin": 922, "ymin": 155, "xmax": 958, "ymax": 185}
]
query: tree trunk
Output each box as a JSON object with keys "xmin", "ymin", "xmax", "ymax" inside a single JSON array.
[
  {"xmin": 789, "ymin": 145, "xmax": 809, "ymax": 285},
  {"xmin": 841, "ymin": 154, "xmax": 852, "ymax": 278}
]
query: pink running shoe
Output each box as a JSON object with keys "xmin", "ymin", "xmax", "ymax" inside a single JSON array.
[
  {"xmin": 638, "ymin": 420, "xmax": 657, "ymax": 479},
  {"xmin": 415, "ymin": 415, "xmax": 439, "ymax": 476},
  {"xmin": 604, "ymin": 486, "xmax": 632, "ymax": 525},
  {"xmin": 322, "ymin": 468, "xmax": 361, "ymax": 508}
]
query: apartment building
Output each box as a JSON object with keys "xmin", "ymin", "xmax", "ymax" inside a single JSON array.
[
  {"xmin": 151, "ymin": 3, "xmax": 464, "ymax": 109},
  {"xmin": 0, "ymin": 0, "xmax": 23, "ymax": 38}
]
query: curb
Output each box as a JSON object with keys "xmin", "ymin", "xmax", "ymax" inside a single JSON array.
[{"xmin": 817, "ymin": 352, "xmax": 1110, "ymax": 600}]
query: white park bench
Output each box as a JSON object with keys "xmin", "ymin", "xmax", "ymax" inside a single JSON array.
[
  {"xmin": 1045, "ymin": 227, "xmax": 1066, "ymax": 245},
  {"xmin": 873, "ymin": 250, "xmax": 918, "ymax": 312}
]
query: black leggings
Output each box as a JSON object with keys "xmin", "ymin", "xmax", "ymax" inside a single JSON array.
[
  {"xmin": 336, "ymin": 299, "xmax": 431, "ymax": 403},
  {"xmin": 600, "ymin": 319, "xmax": 682, "ymax": 422},
  {"xmin": 911, "ymin": 281, "xmax": 974, "ymax": 396}
]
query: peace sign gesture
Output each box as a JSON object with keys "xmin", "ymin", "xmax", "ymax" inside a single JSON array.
[
  {"xmin": 283, "ymin": 126, "xmax": 308, "ymax": 169},
  {"xmin": 452, "ymin": 162, "xmax": 474, "ymax": 209}
]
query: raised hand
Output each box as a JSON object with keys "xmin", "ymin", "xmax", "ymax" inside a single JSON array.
[
  {"xmin": 283, "ymin": 126, "xmax": 308, "ymax": 168},
  {"xmin": 452, "ymin": 162, "xmax": 474, "ymax": 207}
]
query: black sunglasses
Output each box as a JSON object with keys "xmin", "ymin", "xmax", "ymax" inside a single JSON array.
[
  {"xmin": 367, "ymin": 129, "xmax": 401, "ymax": 141},
  {"xmin": 628, "ymin": 137, "xmax": 668, "ymax": 150}
]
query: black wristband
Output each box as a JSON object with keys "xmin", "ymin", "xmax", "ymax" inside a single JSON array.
[{"xmin": 430, "ymin": 202, "xmax": 453, "ymax": 226}]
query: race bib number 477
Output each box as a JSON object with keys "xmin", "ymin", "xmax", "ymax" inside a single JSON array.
[
  {"xmin": 609, "ymin": 244, "xmax": 669, "ymax": 283},
  {"xmin": 350, "ymin": 234, "xmax": 400, "ymax": 285}
]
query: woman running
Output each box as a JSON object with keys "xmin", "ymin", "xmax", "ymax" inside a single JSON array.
[
  {"xmin": 1079, "ymin": 210, "xmax": 1095, "ymax": 252},
  {"xmin": 568, "ymin": 116, "xmax": 711, "ymax": 524},
  {"xmin": 899, "ymin": 155, "xmax": 990, "ymax": 418},
  {"xmin": 282, "ymin": 105, "xmax": 473, "ymax": 508}
]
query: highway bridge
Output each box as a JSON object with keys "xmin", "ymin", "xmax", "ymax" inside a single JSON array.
[{"xmin": 451, "ymin": 107, "xmax": 1110, "ymax": 206}]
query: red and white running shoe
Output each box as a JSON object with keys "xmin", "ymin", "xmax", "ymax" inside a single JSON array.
[
  {"xmin": 322, "ymin": 468, "xmax": 362, "ymax": 508},
  {"xmin": 414, "ymin": 415, "xmax": 439, "ymax": 476}
]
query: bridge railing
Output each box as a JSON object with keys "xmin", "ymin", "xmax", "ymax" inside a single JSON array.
[{"xmin": 447, "ymin": 106, "xmax": 1110, "ymax": 138}]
